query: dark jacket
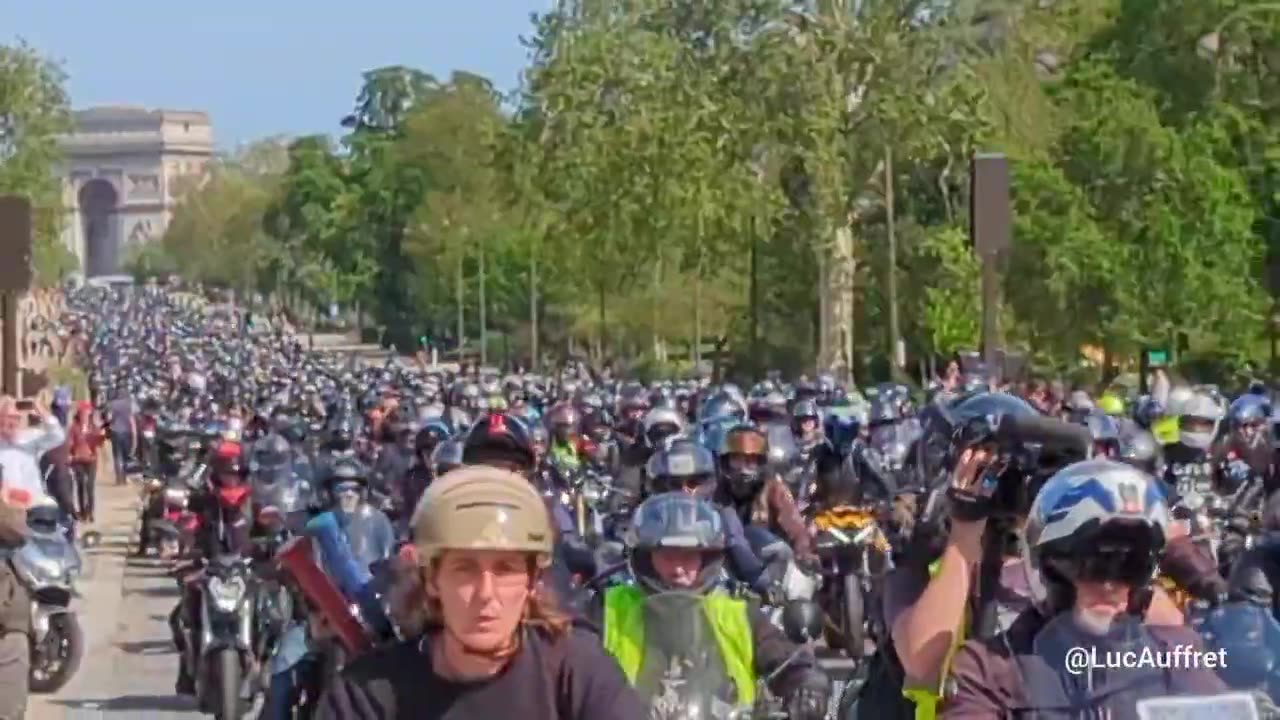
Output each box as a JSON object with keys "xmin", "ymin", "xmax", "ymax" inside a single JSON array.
[{"xmin": 316, "ymin": 626, "xmax": 647, "ymax": 720}]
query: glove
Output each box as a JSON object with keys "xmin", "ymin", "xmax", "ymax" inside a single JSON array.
[
  {"xmin": 1160, "ymin": 535, "xmax": 1227, "ymax": 602},
  {"xmin": 945, "ymin": 447, "xmax": 1000, "ymax": 523},
  {"xmin": 786, "ymin": 685, "xmax": 831, "ymax": 720}
]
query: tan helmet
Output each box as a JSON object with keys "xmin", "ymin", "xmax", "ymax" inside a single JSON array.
[{"xmin": 411, "ymin": 466, "xmax": 553, "ymax": 567}]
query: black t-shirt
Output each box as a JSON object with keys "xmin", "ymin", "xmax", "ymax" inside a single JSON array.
[{"xmin": 316, "ymin": 627, "xmax": 648, "ymax": 720}]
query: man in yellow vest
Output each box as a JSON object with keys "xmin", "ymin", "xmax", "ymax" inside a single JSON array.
[{"xmin": 597, "ymin": 492, "xmax": 830, "ymax": 720}]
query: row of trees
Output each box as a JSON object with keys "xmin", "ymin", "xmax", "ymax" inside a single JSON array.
[
  {"xmin": 136, "ymin": 0, "xmax": 1279, "ymax": 383},
  {"xmin": 0, "ymin": 42, "xmax": 77, "ymax": 283}
]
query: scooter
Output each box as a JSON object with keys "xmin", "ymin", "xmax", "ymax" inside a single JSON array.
[{"xmin": 14, "ymin": 504, "xmax": 84, "ymax": 694}]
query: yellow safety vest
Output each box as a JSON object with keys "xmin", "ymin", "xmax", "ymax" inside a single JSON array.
[
  {"xmin": 1153, "ymin": 416, "xmax": 1180, "ymax": 446},
  {"xmin": 901, "ymin": 560, "xmax": 967, "ymax": 720},
  {"xmin": 601, "ymin": 585, "xmax": 756, "ymax": 706}
]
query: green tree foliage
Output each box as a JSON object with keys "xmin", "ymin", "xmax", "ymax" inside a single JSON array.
[
  {"xmin": 0, "ymin": 42, "xmax": 74, "ymax": 285},
  {"xmin": 148, "ymin": 0, "xmax": 1280, "ymax": 382}
]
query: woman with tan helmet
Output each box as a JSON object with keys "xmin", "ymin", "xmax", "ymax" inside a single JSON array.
[{"xmin": 316, "ymin": 465, "xmax": 646, "ymax": 720}]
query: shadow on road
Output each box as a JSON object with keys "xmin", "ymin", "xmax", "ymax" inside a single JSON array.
[
  {"xmin": 128, "ymin": 584, "xmax": 180, "ymax": 599},
  {"xmin": 50, "ymin": 694, "xmax": 196, "ymax": 712},
  {"xmin": 117, "ymin": 639, "xmax": 176, "ymax": 656}
]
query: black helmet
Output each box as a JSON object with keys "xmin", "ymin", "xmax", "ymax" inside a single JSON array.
[
  {"xmin": 327, "ymin": 456, "xmax": 368, "ymax": 488},
  {"xmin": 415, "ymin": 420, "xmax": 451, "ymax": 455},
  {"xmin": 645, "ymin": 438, "xmax": 716, "ymax": 496},
  {"xmin": 626, "ymin": 493, "xmax": 726, "ymax": 594},
  {"xmin": 462, "ymin": 412, "xmax": 536, "ymax": 472}
]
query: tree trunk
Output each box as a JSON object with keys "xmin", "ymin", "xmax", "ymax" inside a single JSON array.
[
  {"xmin": 455, "ymin": 252, "xmax": 465, "ymax": 352},
  {"xmin": 597, "ymin": 281, "xmax": 606, "ymax": 363},
  {"xmin": 530, "ymin": 251, "xmax": 539, "ymax": 371},
  {"xmin": 886, "ymin": 143, "xmax": 901, "ymax": 373},
  {"xmin": 479, "ymin": 236, "xmax": 488, "ymax": 366}
]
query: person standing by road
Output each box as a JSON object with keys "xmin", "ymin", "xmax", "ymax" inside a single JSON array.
[
  {"xmin": 106, "ymin": 387, "xmax": 138, "ymax": 485},
  {"xmin": 68, "ymin": 401, "xmax": 104, "ymax": 522},
  {"xmin": 0, "ymin": 396, "xmax": 66, "ymax": 504}
]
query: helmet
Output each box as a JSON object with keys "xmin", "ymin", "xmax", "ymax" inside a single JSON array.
[
  {"xmin": 1178, "ymin": 393, "xmax": 1223, "ymax": 450},
  {"xmin": 327, "ymin": 456, "xmax": 367, "ymax": 486},
  {"xmin": 1096, "ymin": 393, "xmax": 1125, "ymax": 417},
  {"xmin": 430, "ymin": 439, "xmax": 465, "ymax": 476},
  {"xmin": 1228, "ymin": 394, "xmax": 1271, "ymax": 431},
  {"xmin": 1063, "ymin": 390, "xmax": 1094, "ymax": 423},
  {"xmin": 717, "ymin": 425, "xmax": 768, "ymax": 501},
  {"xmin": 415, "ymin": 420, "xmax": 451, "ymax": 456},
  {"xmin": 252, "ymin": 434, "xmax": 292, "ymax": 470},
  {"xmin": 625, "ymin": 493, "xmax": 726, "ymax": 594},
  {"xmin": 645, "ymin": 438, "xmax": 716, "ymax": 496},
  {"xmin": 544, "ymin": 402, "xmax": 579, "ymax": 430},
  {"xmin": 411, "ymin": 466, "xmax": 553, "ymax": 568},
  {"xmin": 792, "ymin": 399, "xmax": 821, "ymax": 424},
  {"xmin": 643, "ymin": 407, "xmax": 686, "ymax": 448},
  {"xmin": 1024, "ymin": 459, "xmax": 1168, "ymax": 611},
  {"xmin": 1117, "ymin": 427, "xmax": 1159, "ymax": 475},
  {"xmin": 462, "ymin": 412, "xmax": 536, "ymax": 472},
  {"xmin": 211, "ymin": 439, "xmax": 246, "ymax": 471},
  {"xmin": 1165, "ymin": 386, "xmax": 1195, "ymax": 416}
]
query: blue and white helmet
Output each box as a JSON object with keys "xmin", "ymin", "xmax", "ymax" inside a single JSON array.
[{"xmin": 1023, "ymin": 459, "xmax": 1169, "ymax": 602}]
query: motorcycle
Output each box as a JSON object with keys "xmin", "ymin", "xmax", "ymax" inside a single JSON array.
[
  {"xmin": 811, "ymin": 504, "xmax": 892, "ymax": 664},
  {"xmin": 185, "ymin": 554, "xmax": 258, "ymax": 719},
  {"xmin": 15, "ymin": 504, "xmax": 84, "ymax": 694}
]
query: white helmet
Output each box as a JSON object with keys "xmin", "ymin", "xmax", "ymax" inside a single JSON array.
[
  {"xmin": 1178, "ymin": 393, "xmax": 1223, "ymax": 450},
  {"xmin": 643, "ymin": 407, "xmax": 686, "ymax": 445},
  {"xmin": 1023, "ymin": 459, "xmax": 1169, "ymax": 608},
  {"xmin": 1165, "ymin": 385, "xmax": 1195, "ymax": 416}
]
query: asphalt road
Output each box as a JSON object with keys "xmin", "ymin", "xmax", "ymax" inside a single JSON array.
[{"xmin": 30, "ymin": 468, "xmax": 200, "ymax": 720}]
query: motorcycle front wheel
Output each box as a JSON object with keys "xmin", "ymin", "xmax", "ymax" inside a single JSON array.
[
  {"xmin": 29, "ymin": 612, "xmax": 84, "ymax": 694},
  {"xmin": 215, "ymin": 647, "xmax": 244, "ymax": 719},
  {"xmin": 841, "ymin": 574, "xmax": 865, "ymax": 659}
]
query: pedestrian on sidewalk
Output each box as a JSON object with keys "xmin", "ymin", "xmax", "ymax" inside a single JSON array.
[
  {"xmin": 68, "ymin": 401, "xmax": 104, "ymax": 523},
  {"xmin": 0, "ymin": 396, "xmax": 66, "ymax": 505},
  {"xmin": 106, "ymin": 387, "xmax": 138, "ymax": 485}
]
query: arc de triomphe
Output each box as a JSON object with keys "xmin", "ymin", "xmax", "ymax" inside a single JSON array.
[{"xmin": 57, "ymin": 106, "xmax": 213, "ymax": 277}]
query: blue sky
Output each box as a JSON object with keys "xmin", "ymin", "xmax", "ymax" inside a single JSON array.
[{"xmin": 2, "ymin": 0, "xmax": 550, "ymax": 149}]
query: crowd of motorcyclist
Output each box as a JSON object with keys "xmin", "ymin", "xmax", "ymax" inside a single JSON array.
[{"xmin": 30, "ymin": 279, "xmax": 1280, "ymax": 720}]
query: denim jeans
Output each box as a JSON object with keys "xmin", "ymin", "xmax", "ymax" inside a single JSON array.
[{"xmin": 110, "ymin": 431, "xmax": 132, "ymax": 483}]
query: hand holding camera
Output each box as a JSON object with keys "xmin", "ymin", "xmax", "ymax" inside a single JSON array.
[{"xmin": 946, "ymin": 446, "xmax": 1002, "ymax": 524}]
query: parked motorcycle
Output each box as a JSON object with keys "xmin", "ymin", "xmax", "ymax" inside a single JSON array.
[{"xmin": 16, "ymin": 504, "xmax": 84, "ymax": 694}]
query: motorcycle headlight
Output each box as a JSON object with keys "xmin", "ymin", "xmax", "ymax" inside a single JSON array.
[
  {"xmin": 582, "ymin": 484, "xmax": 602, "ymax": 503},
  {"xmin": 208, "ymin": 576, "xmax": 246, "ymax": 613},
  {"xmin": 163, "ymin": 487, "xmax": 189, "ymax": 508}
]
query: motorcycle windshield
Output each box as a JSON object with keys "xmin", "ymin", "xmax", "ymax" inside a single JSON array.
[
  {"xmin": 1021, "ymin": 611, "xmax": 1253, "ymax": 718},
  {"xmin": 632, "ymin": 591, "xmax": 745, "ymax": 720},
  {"xmin": 762, "ymin": 422, "xmax": 798, "ymax": 468},
  {"xmin": 253, "ymin": 465, "xmax": 309, "ymax": 513},
  {"xmin": 1190, "ymin": 601, "xmax": 1280, "ymax": 698},
  {"xmin": 869, "ymin": 424, "xmax": 912, "ymax": 470}
]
